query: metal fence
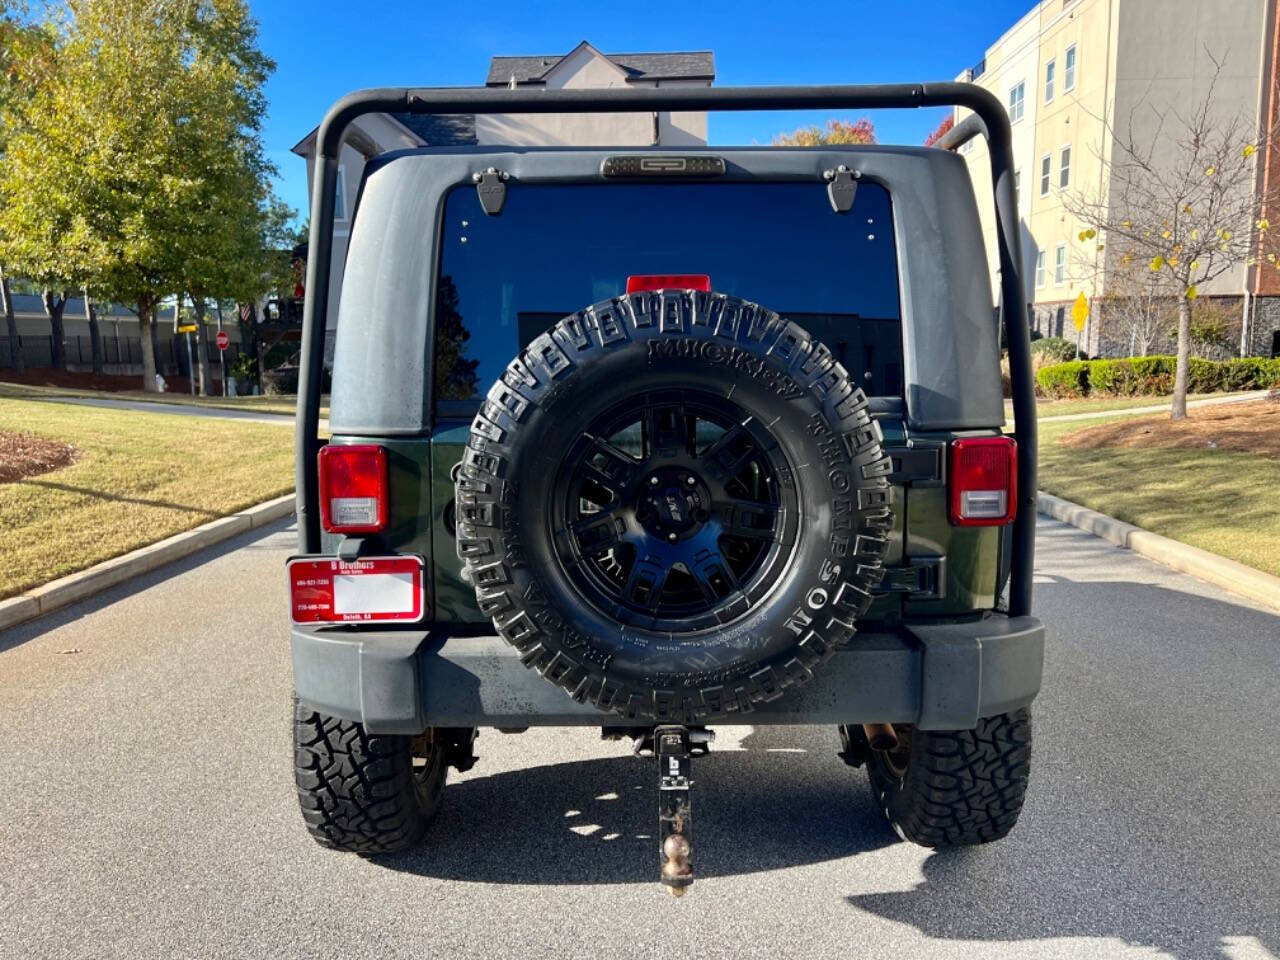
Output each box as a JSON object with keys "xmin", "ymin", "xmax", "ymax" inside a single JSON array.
[{"xmin": 0, "ymin": 335, "xmax": 242, "ymax": 373}]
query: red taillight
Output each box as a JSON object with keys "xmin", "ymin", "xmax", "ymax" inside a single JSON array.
[
  {"xmin": 319, "ymin": 444, "xmax": 387, "ymax": 534},
  {"xmin": 626, "ymin": 274, "xmax": 712, "ymax": 294},
  {"xmin": 949, "ymin": 437, "xmax": 1017, "ymax": 526}
]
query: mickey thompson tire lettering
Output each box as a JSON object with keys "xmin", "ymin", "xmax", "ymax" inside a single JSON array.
[{"xmin": 455, "ymin": 291, "xmax": 893, "ymax": 724}]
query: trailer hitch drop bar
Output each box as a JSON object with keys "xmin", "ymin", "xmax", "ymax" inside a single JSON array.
[{"xmin": 631, "ymin": 725, "xmax": 714, "ymax": 895}]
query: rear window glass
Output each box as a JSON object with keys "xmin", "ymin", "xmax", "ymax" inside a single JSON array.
[{"xmin": 434, "ymin": 181, "xmax": 903, "ymax": 404}]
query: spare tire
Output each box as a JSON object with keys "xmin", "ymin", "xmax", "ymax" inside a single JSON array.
[{"xmin": 455, "ymin": 291, "xmax": 892, "ymax": 723}]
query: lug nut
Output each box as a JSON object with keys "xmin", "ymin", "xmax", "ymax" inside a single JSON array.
[
  {"xmin": 686, "ymin": 476, "xmax": 696, "ymax": 486},
  {"xmin": 668, "ymin": 532, "xmax": 678, "ymax": 542},
  {"xmin": 650, "ymin": 476, "xmax": 660, "ymax": 486}
]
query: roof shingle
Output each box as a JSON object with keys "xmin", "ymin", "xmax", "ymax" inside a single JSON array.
[{"xmin": 487, "ymin": 49, "xmax": 715, "ymax": 86}]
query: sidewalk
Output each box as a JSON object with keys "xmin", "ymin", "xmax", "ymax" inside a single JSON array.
[
  {"xmin": 1035, "ymin": 389, "xmax": 1268, "ymax": 423},
  {"xmin": 37, "ymin": 395, "xmax": 297, "ymax": 425}
]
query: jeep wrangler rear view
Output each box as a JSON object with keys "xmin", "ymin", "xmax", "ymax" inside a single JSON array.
[{"xmin": 287, "ymin": 82, "xmax": 1043, "ymax": 895}]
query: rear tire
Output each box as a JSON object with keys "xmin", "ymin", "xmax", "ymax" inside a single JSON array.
[
  {"xmin": 293, "ymin": 698, "xmax": 446, "ymax": 854},
  {"xmin": 865, "ymin": 708, "xmax": 1031, "ymax": 847}
]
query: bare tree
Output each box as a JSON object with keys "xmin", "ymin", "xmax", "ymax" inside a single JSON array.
[{"xmin": 1063, "ymin": 55, "xmax": 1276, "ymax": 418}]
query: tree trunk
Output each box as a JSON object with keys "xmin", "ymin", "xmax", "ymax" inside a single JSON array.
[
  {"xmin": 191, "ymin": 294, "xmax": 212, "ymax": 396},
  {"xmin": 0, "ymin": 268, "xmax": 21, "ymax": 375},
  {"xmin": 86, "ymin": 297, "xmax": 103, "ymax": 375},
  {"xmin": 1171, "ymin": 296, "xmax": 1191, "ymax": 421},
  {"xmin": 42, "ymin": 290, "xmax": 68, "ymax": 371},
  {"xmin": 138, "ymin": 297, "xmax": 159, "ymax": 392},
  {"xmin": 150, "ymin": 313, "xmax": 162, "ymax": 379}
]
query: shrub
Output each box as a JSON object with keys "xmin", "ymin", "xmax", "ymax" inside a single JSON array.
[
  {"xmin": 1088, "ymin": 358, "xmax": 1139, "ymax": 396},
  {"xmin": 1128, "ymin": 356, "xmax": 1175, "ymax": 394},
  {"xmin": 1186, "ymin": 357, "xmax": 1222, "ymax": 393},
  {"xmin": 1038, "ymin": 355, "xmax": 1280, "ymax": 399},
  {"xmin": 1037, "ymin": 360, "xmax": 1090, "ymax": 397},
  {"xmin": 1223, "ymin": 357, "xmax": 1280, "ymax": 390},
  {"xmin": 1030, "ymin": 337, "xmax": 1081, "ymax": 363}
]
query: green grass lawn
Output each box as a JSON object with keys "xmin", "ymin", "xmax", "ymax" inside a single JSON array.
[
  {"xmin": 0, "ymin": 381, "xmax": 328, "ymax": 418},
  {"xmin": 1038, "ymin": 412, "xmax": 1280, "ymax": 577},
  {"xmin": 0, "ymin": 395, "xmax": 294, "ymax": 599}
]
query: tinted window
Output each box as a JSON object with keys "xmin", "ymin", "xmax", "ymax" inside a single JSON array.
[{"xmin": 434, "ymin": 181, "xmax": 903, "ymax": 403}]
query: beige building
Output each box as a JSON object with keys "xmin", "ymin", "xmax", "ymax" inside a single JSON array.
[
  {"xmin": 954, "ymin": 0, "xmax": 1274, "ymax": 355},
  {"xmin": 292, "ymin": 44, "xmax": 714, "ymax": 354}
]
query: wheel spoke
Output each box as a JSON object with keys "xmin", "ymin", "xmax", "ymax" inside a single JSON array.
[
  {"xmin": 570, "ymin": 506, "xmax": 627, "ymax": 557},
  {"xmin": 623, "ymin": 554, "xmax": 670, "ymax": 611},
  {"xmin": 703, "ymin": 423, "xmax": 756, "ymax": 483},
  {"xmin": 644, "ymin": 403, "xmax": 690, "ymax": 456},
  {"xmin": 688, "ymin": 549, "xmax": 742, "ymax": 604},
  {"xmin": 579, "ymin": 436, "xmax": 639, "ymax": 496},
  {"xmin": 713, "ymin": 498, "xmax": 781, "ymax": 541}
]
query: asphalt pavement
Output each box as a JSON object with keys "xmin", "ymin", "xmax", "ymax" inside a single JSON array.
[{"xmin": 1, "ymin": 518, "xmax": 1276, "ymax": 960}]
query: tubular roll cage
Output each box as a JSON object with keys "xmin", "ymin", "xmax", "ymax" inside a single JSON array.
[{"xmin": 295, "ymin": 83, "xmax": 1038, "ymax": 618}]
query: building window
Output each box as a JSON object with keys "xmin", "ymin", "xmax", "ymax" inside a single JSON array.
[
  {"xmin": 1035, "ymin": 249, "xmax": 1046, "ymax": 287},
  {"xmin": 1064, "ymin": 44, "xmax": 1077, "ymax": 91},
  {"xmin": 1059, "ymin": 144, "xmax": 1072, "ymax": 189},
  {"xmin": 1045, "ymin": 59, "xmax": 1056, "ymax": 102},
  {"xmin": 1054, "ymin": 244, "xmax": 1066, "ymax": 285},
  {"xmin": 1040, "ymin": 154, "xmax": 1051, "ymax": 196},
  {"xmin": 1015, "ymin": 169, "xmax": 1022, "ymax": 206},
  {"xmin": 334, "ymin": 165, "xmax": 348, "ymax": 221},
  {"xmin": 1008, "ymin": 81, "xmax": 1025, "ymax": 122}
]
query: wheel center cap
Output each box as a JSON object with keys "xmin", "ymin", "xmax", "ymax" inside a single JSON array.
[{"xmin": 638, "ymin": 470, "xmax": 707, "ymax": 539}]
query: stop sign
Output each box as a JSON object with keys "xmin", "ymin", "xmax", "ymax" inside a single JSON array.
[{"xmin": 215, "ymin": 330, "xmax": 230, "ymax": 351}]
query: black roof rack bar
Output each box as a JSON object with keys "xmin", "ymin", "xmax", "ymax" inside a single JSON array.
[
  {"xmin": 296, "ymin": 82, "xmax": 1037, "ymax": 618},
  {"xmin": 936, "ymin": 112, "xmax": 987, "ymax": 152}
]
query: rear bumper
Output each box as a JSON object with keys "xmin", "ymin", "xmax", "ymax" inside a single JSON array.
[{"xmin": 292, "ymin": 615, "xmax": 1044, "ymax": 734}]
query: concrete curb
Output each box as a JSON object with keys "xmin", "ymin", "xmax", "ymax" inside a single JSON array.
[
  {"xmin": 1037, "ymin": 491, "xmax": 1280, "ymax": 613},
  {"xmin": 0, "ymin": 493, "xmax": 295, "ymax": 632}
]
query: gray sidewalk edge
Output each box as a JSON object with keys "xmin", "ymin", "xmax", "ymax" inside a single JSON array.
[
  {"xmin": 1037, "ymin": 491, "xmax": 1280, "ymax": 613},
  {"xmin": 0, "ymin": 493, "xmax": 295, "ymax": 632}
]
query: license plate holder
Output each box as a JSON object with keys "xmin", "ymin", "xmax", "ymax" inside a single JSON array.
[{"xmin": 287, "ymin": 555, "xmax": 425, "ymax": 624}]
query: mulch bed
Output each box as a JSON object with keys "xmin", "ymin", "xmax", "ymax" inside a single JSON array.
[
  {"xmin": 1060, "ymin": 398, "xmax": 1280, "ymax": 460},
  {"xmin": 0, "ymin": 430, "xmax": 79, "ymax": 483}
]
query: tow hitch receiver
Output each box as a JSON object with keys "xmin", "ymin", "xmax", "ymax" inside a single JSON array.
[{"xmin": 651, "ymin": 725, "xmax": 712, "ymax": 897}]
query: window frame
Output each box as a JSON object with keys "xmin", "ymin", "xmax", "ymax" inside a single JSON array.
[
  {"xmin": 1064, "ymin": 44, "xmax": 1077, "ymax": 92},
  {"xmin": 1039, "ymin": 154, "xmax": 1052, "ymax": 196},
  {"xmin": 1008, "ymin": 81, "xmax": 1026, "ymax": 123},
  {"xmin": 1059, "ymin": 143, "xmax": 1072, "ymax": 190},
  {"xmin": 1054, "ymin": 244, "xmax": 1066, "ymax": 286},
  {"xmin": 1044, "ymin": 58, "xmax": 1056, "ymax": 103},
  {"xmin": 1035, "ymin": 249, "xmax": 1046, "ymax": 288}
]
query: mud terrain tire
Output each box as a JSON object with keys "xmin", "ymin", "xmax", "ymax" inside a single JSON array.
[{"xmin": 456, "ymin": 291, "xmax": 892, "ymax": 723}]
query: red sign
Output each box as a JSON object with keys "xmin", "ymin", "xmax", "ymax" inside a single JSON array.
[
  {"xmin": 287, "ymin": 556, "xmax": 425, "ymax": 625},
  {"xmin": 215, "ymin": 330, "xmax": 230, "ymax": 351}
]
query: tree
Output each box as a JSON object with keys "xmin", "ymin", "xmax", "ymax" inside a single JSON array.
[
  {"xmin": 0, "ymin": 1, "xmax": 47, "ymax": 374},
  {"xmin": 1096, "ymin": 270, "xmax": 1173, "ymax": 358},
  {"xmin": 0, "ymin": 0, "xmax": 287, "ymax": 392},
  {"xmin": 434, "ymin": 276, "xmax": 479, "ymax": 400},
  {"xmin": 172, "ymin": 0, "xmax": 290, "ymax": 395},
  {"xmin": 773, "ymin": 118, "xmax": 876, "ymax": 146},
  {"xmin": 924, "ymin": 114, "xmax": 955, "ymax": 147},
  {"xmin": 1063, "ymin": 57, "xmax": 1277, "ymax": 418}
]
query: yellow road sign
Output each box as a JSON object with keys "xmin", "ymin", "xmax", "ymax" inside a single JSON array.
[
  {"xmin": 1071, "ymin": 292, "xmax": 1089, "ymax": 332},
  {"xmin": 176, "ymin": 323, "xmax": 198, "ymax": 333}
]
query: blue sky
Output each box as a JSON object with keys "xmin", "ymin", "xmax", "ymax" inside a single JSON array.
[{"xmin": 254, "ymin": 0, "xmax": 1031, "ymax": 223}]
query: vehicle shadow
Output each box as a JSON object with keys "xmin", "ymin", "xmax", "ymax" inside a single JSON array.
[
  {"xmin": 373, "ymin": 724, "xmax": 897, "ymax": 885},
  {"xmin": 849, "ymin": 577, "xmax": 1280, "ymax": 960}
]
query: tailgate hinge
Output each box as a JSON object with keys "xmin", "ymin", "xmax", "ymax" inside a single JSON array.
[
  {"xmin": 884, "ymin": 439, "xmax": 946, "ymax": 487},
  {"xmin": 875, "ymin": 556, "xmax": 947, "ymax": 601}
]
